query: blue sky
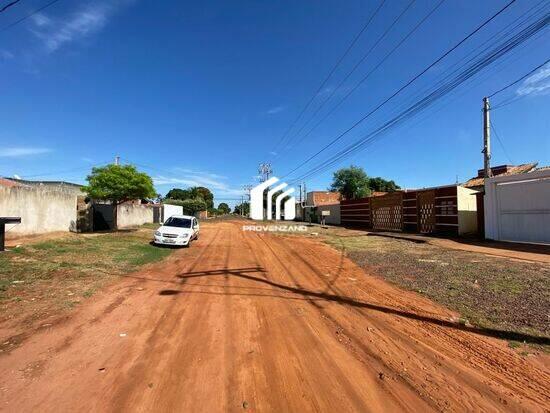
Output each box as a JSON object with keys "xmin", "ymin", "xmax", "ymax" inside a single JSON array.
[{"xmin": 1, "ymin": 0, "xmax": 549, "ymax": 207}]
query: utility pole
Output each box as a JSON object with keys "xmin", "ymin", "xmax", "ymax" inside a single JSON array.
[
  {"xmin": 115, "ymin": 155, "xmax": 120, "ymax": 166},
  {"xmin": 258, "ymin": 163, "xmax": 273, "ymax": 182},
  {"xmin": 240, "ymin": 195, "xmax": 244, "ymax": 216},
  {"xmin": 482, "ymin": 97, "xmax": 492, "ymax": 178}
]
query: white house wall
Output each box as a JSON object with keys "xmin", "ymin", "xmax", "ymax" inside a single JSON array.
[
  {"xmin": 457, "ymin": 186, "xmax": 478, "ymax": 235},
  {"xmin": 0, "ymin": 186, "xmax": 78, "ymax": 237},
  {"xmin": 484, "ymin": 170, "xmax": 550, "ymax": 244}
]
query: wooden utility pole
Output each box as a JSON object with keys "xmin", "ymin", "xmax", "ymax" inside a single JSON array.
[{"xmin": 482, "ymin": 97, "xmax": 492, "ymax": 178}]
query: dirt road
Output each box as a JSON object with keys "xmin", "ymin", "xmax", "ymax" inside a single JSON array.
[{"xmin": 1, "ymin": 221, "xmax": 548, "ymax": 412}]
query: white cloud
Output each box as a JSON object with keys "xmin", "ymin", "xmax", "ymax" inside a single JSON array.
[
  {"xmin": 0, "ymin": 147, "xmax": 52, "ymax": 157},
  {"xmin": 152, "ymin": 168, "xmax": 242, "ymax": 197},
  {"xmin": 266, "ymin": 106, "xmax": 285, "ymax": 115},
  {"xmin": 31, "ymin": 13, "xmax": 53, "ymax": 28},
  {"xmin": 0, "ymin": 50, "xmax": 14, "ymax": 61},
  {"xmin": 517, "ymin": 63, "xmax": 550, "ymax": 96},
  {"xmin": 29, "ymin": 1, "xmax": 132, "ymax": 53}
]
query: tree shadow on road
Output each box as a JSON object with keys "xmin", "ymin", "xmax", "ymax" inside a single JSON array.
[{"xmin": 167, "ymin": 266, "xmax": 550, "ymax": 346}]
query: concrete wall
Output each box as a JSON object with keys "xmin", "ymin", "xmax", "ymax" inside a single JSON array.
[
  {"xmin": 457, "ymin": 186, "xmax": 478, "ymax": 235},
  {"xmin": 162, "ymin": 204, "xmax": 183, "ymax": 222},
  {"xmin": 316, "ymin": 204, "xmax": 341, "ymax": 225},
  {"xmin": 117, "ymin": 203, "xmax": 154, "ymax": 228},
  {"xmin": 485, "ymin": 169, "xmax": 550, "ymax": 244},
  {"xmin": 0, "ymin": 185, "xmax": 78, "ymax": 237}
]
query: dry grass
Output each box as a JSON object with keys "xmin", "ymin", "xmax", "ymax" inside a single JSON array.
[
  {"xmin": 318, "ymin": 231, "xmax": 550, "ymax": 347},
  {"xmin": 0, "ymin": 226, "xmax": 173, "ymax": 329}
]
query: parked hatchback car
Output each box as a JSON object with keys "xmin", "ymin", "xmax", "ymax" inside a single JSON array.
[{"xmin": 153, "ymin": 215, "xmax": 199, "ymax": 247}]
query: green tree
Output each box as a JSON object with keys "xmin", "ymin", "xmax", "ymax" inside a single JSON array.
[
  {"xmin": 192, "ymin": 187, "xmax": 214, "ymax": 209},
  {"xmin": 165, "ymin": 188, "xmax": 190, "ymax": 200},
  {"xmin": 217, "ymin": 202, "xmax": 231, "ymax": 214},
  {"xmin": 369, "ymin": 177, "xmax": 400, "ymax": 192},
  {"xmin": 234, "ymin": 201, "xmax": 250, "ymax": 216},
  {"xmin": 167, "ymin": 186, "xmax": 214, "ymax": 209},
  {"xmin": 82, "ymin": 164, "xmax": 156, "ymax": 228},
  {"xmin": 330, "ymin": 165, "xmax": 371, "ymax": 200}
]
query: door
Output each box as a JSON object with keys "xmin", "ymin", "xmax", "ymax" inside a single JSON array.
[
  {"xmin": 92, "ymin": 204, "xmax": 115, "ymax": 231},
  {"xmin": 153, "ymin": 205, "xmax": 160, "ymax": 224},
  {"xmin": 417, "ymin": 190, "xmax": 435, "ymax": 234}
]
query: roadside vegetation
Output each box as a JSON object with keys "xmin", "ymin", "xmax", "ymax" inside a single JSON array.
[
  {"xmin": 316, "ymin": 229, "xmax": 549, "ymax": 348},
  {"xmin": 0, "ymin": 226, "xmax": 173, "ymax": 333}
]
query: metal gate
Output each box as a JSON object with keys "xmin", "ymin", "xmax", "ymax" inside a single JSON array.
[
  {"xmin": 417, "ymin": 190, "xmax": 435, "ymax": 234},
  {"xmin": 371, "ymin": 192, "xmax": 403, "ymax": 231},
  {"xmin": 92, "ymin": 203, "xmax": 115, "ymax": 231}
]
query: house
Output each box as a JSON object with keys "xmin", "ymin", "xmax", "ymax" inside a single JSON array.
[
  {"xmin": 463, "ymin": 163, "xmax": 539, "ymax": 237},
  {"xmin": 303, "ymin": 191, "xmax": 342, "ymax": 225},
  {"xmin": 0, "ymin": 177, "xmax": 156, "ymax": 236},
  {"xmin": 0, "ymin": 177, "xmax": 87, "ymax": 236},
  {"xmin": 484, "ymin": 168, "xmax": 550, "ymax": 244},
  {"xmin": 341, "ymin": 184, "xmax": 479, "ymax": 236}
]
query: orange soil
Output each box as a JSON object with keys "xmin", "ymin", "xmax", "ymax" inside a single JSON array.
[{"xmin": 0, "ymin": 220, "xmax": 548, "ymax": 412}]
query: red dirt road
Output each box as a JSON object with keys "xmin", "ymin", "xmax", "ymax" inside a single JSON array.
[{"xmin": 1, "ymin": 221, "xmax": 548, "ymax": 412}]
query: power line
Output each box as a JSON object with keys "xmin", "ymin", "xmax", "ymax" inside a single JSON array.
[
  {"xmin": 1, "ymin": 0, "xmax": 21, "ymax": 14},
  {"xmin": 386, "ymin": 0, "xmax": 548, "ymax": 117},
  {"xmin": 488, "ymin": 57, "xmax": 550, "ymax": 98},
  {"xmin": 282, "ymin": 0, "xmax": 445, "ymax": 155},
  {"xmin": 18, "ymin": 160, "xmax": 111, "ymax": 179},
  {"xmin": 270, "ymin": 0, "xmax": 386, "ymax": 155},
  {"xmin": 281, "ymin": 0, "xmax": 423, "ymax": 154},
  {"xmin": 281, "ymin": 0, "xmax": 520, "ymax": 180},
  {"xmin": 0, "ymin": 0, "xmax": 63, "ymax": 33},
  {"xmin": 490, "ymin": 120, "xmax": 514, "ymax": 164},
  {"xmin": 287, "ymin": 10, "xmax": 548, "ymax": 184}
]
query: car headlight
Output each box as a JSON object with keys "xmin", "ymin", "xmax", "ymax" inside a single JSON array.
[
  {"xmin": 155, "ymin": 231, "xmax": 161, "ymax": 236},
  {"xmin": 179, "ymin": 233, "xmax": 189, "ymax": 238}
]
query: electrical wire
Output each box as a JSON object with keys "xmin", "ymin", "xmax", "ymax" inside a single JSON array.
[
  {"xmin": 490, "ymin": 120, "xmax": 514, "ymax": 164},
  {"xmin": 270, "ymin": 0, "xmax": 387, "ymax": 155},
  {"xmin": 0, "ymin": 0, "xmax": 21, "ymax": 14},
  {"xmin": 286, "ymin": 11, "xmax": 548, "ymax": 184},
  {"xmin": 281, "ymin": 0, "xmax": 520, "ymax": 180},
  {"xmin": 488, "ymin": 57, "xmax": 550, "ymax": 98},
  {"xmin": 0, "ymin": 0, "xmax": 62, "ymax": 33},
  {"xmin": 19, "ymin": 161, "xmax": 111, "ymax": 179},
  {"xmin": 281, "ymin": 0, "xmax": 425, "ymax": 155}
]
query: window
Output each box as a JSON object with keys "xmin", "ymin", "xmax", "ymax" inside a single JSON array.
[{"xmin": 164, "ymin": 217, "xmax": 192, "ymax": 228}]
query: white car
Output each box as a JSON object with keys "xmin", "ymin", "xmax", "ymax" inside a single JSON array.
[{"xmin": 153, "ymin": 215, "xmax": 200, "ymax": 247}]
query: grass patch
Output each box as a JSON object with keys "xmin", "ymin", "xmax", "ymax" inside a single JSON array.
[
  {"xmin": 0, "ymin": 225, "xmax": 175, "ymax": 328},
  {"xmin": 319, "ymin": 230, "xmax": 550, "ymax": 343}
]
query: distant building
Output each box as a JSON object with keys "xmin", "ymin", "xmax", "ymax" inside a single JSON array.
[{"xmin": 306, "ymin": 191, "xmax": 341, "ymax": 207}]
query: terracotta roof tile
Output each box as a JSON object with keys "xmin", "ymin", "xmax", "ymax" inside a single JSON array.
[
  {"xmin": 464, "ymin": 163, "xmax": 537, "ymax": 188},
  {"xmin": 0, "ymin": 177, "xmax": 24, "ymax": 187}
]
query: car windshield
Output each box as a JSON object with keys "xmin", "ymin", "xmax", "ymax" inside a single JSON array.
[{"xmin": 164, "ymin": 217, "xmax": 192, "ymax": 228}]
